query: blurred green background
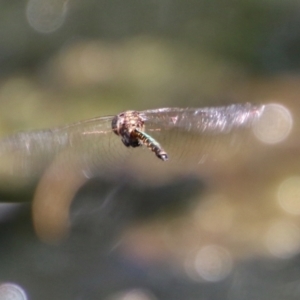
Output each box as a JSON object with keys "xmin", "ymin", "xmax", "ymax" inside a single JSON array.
[
  {"xmin": 2, "ymin": 1, "xmax": 300, "ymax": 300},
  {"xmin": 1, "ymin": 0, "xmax": 300, "ymax": 132}
]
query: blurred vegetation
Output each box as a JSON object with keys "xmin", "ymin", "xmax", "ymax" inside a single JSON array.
[{"xmin": 0, "ymin": 0, "xmax": 300, "ymax": 134}]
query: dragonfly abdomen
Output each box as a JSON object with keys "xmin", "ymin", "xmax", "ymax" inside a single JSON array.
[{"xmin": 134, "ymin": 129, "xmax": 168, "ymax": 161}]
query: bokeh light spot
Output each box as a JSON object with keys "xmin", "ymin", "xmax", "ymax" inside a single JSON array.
[
  {"xmin": 278, "ymin": 176, "xmax": 300, "ymax": 215},
  {"xmin": 253, "ymin": 103, "xmax": 292, "ymax": 144},
  {"xmin": 185, "ymin": 245, "xmax": 232, "ymax": 282},
  {"xmin": 26, "ymin": 0, "xmax": 68, "ymax": 33},
  {"xmin": 264, "ymin": 220, "xmax": 300, "ymax": 259},
  {"xmin": 104, "ymin": 288, "xmax": 157, "ymax": 300},
  {"xmin": 0, "ymin": 283, "xmax": 27, "ymax": 300}
]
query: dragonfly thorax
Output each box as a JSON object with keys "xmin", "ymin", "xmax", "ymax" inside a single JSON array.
[{"xmin": 111, "ymin": 110, "xmax": 145, "ymax": 148}]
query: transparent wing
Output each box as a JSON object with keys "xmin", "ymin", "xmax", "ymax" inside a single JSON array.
[
  {"xmin": 130, "ymin": 103, "xmax": 267, "ymax": 177},
  {"xmin": 0, "ymin": 115, "xmax": 124, "ymax": 190},
  {"xmin": 141, "ymin": 103, "xmax": 263, "ymax": 134}
]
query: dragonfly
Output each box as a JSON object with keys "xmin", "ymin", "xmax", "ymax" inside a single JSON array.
[
  {"xmin": 0, "ymin": 102, "xmax": 270, "ymax": 242},
  {"xmin": 0, "ymin": 103, "xmax": 265, "ymax": 192}
]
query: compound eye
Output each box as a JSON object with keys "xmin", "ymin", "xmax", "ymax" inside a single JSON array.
[{"xmin": 111, "ymin": 116, "xmax": 119, "ymax": 135}]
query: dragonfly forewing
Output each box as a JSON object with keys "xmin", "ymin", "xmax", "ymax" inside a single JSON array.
[
  {"xmin": 141, "ymin": 103, "xmax": 263, "ymax": 134},
  {"xmin": 0, "ymin": 116, "xmax": 121, "ymax": 190}
]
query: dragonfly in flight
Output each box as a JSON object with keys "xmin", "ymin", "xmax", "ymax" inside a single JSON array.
[{"xmin": 0, "ymin": 103, "xmax": 266, "ymax": 191}]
